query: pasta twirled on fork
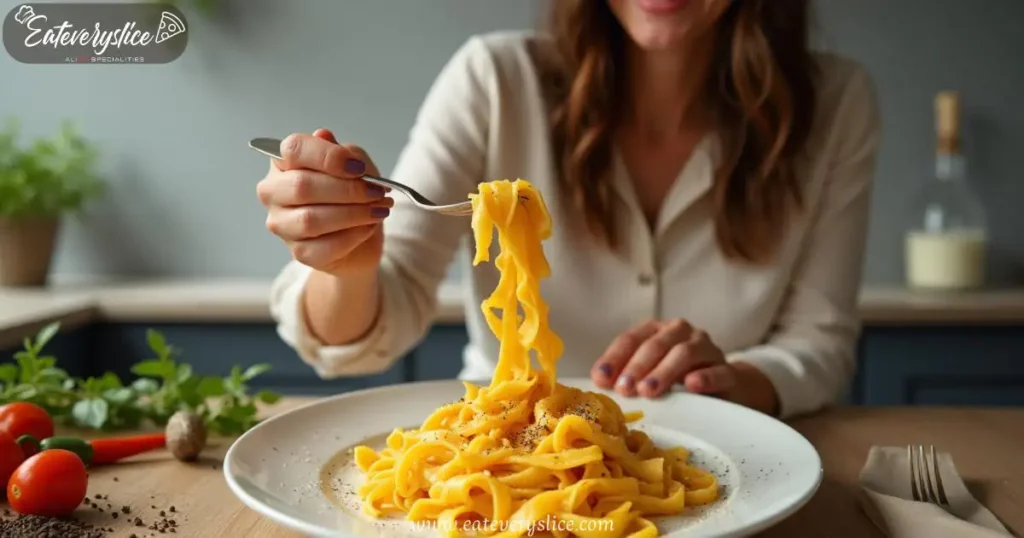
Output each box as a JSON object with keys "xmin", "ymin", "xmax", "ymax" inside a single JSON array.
[{"xmin": 354, "ymin": 179, "xmax": 719, "ymax": 538}]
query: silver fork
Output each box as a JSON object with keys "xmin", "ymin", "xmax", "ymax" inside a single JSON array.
[
  {"xmin": 249, "ymin": 137, "xmax": 474, "ymax": 216},
  {"xmin": 908, "ymin": 444, "xmax": 950, "ymax": 507}
]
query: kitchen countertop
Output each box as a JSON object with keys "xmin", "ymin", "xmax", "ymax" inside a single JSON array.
[
  {"xmin": 2, "ymin": 278, "xmax": 1024, "ymax": 348},
  {"xmin": 20, "ymin": 399, "xmax": 1021, "ymax": 537}
]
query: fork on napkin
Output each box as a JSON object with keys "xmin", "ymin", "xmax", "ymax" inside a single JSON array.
[{"xmin": 858, "ymin": 446, "xmax": 1013, "ymax": 538}]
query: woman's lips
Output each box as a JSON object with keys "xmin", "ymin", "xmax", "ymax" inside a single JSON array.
[{"xmin": 636, "ymin": 0, "xmax": 692, "ymax": 15}]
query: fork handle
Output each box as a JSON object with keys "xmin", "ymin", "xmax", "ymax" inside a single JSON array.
[
  {"xmin": 362, "ymin": 174, "xmax": 432, "ymax": 205},
  {"xmin": 362, "ymin": 174, "xmax": 399, "ymax": 190}
]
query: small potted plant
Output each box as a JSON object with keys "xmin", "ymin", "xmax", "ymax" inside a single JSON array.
[{"xmin": 0, "ymin": 120, "xmax": 105, "ymax": 287}]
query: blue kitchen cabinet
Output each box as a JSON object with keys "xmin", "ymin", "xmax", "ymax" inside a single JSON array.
[
  {"xmin": 858, "ymin": 326, "xmax": 1024, "ymax": 406},
  {"xmin": 2, "ymin": 322, "xmax": 1023, "ymax": 405}
]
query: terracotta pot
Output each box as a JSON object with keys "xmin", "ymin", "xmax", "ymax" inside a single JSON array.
[{"xmin": 0, "ymin": 217, "xmax": 61, "ymax": 287}]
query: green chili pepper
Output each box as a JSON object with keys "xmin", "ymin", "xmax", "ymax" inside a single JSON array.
[{"xmin": 17, "ymin": 434, "xmax": 94, "ymax": 464}]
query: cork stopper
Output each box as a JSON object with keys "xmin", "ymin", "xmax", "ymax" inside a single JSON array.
[{"xmin": 935, "ymin": 91, "xmax": 961, "ymax": 154}]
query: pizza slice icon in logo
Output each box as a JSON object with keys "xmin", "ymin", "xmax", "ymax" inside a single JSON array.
[{"xmin": 155, "ymin": 11, "xmax": 186, "ymax": 44}]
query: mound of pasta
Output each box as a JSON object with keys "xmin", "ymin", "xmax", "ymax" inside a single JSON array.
[{"xmin": 353, "ymin": 179, "xmax": 719, "ymax": 538}]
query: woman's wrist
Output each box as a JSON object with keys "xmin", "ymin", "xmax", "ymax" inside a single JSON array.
[
  {"xmin": 728, "ymin": 361, "xmax": 781, "ymax": 417},
  {"xmin": 302, "ymin": 268, "xmax": 382, "ymax": 346}
]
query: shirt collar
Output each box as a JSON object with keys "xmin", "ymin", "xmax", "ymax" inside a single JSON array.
[{"xmin": 611, "ymin": 133, "xmax": 719, "ymax": 238}]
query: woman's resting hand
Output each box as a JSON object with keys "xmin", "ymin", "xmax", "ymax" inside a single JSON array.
[{"xmin": 591, "ymin": 319, "xmax": 780, "ymax": 415}]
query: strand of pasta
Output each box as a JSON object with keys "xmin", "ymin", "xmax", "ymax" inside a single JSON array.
[{"xmin": 353, "ymin": 179, "xmax": 719, "ymax": 538}]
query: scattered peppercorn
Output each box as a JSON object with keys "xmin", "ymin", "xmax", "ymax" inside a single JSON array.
[{"xmin": 0, "ymin": 513, "xmax": 107, "ymax": 538}]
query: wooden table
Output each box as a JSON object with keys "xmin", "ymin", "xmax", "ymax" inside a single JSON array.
[{"xmin": 18, "ymin": 401, "xmax": 1022, "ymax": 538}]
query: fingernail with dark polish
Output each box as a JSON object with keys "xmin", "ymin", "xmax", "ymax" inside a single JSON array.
[
  {"xmin": 345, "ymin": 158, "xmax": 365, "ymax": 174},
  {"xmin": 645, "ymin": 378, "xmax": 658, "ymax": 390},
  {"xmin": 598, "ymin": 364, "xmax": 612, "ymax": 376},
  {"xmin": 367, "ymin": 184, "xmax": 386, "ymax": 198},
  {"xmin": 371, "ymin": 207, "xmax": 390, "ymax": 218}
]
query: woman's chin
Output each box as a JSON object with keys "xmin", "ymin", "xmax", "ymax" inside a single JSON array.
[{"xmin": 627, "ymin": 28, "xmax": 691, "ymax": 52}]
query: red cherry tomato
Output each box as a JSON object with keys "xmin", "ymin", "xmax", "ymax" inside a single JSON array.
[
  {"xmin": 0, "ymin": 432, "xmax": 25, "ymax": 494},
  {"xmin": 8, "ymin": 449, "xmax": 88, "ymax": 517},
  {"xmin": 0, "ymin": 402, "xmax": 54, "ymax": 444}
]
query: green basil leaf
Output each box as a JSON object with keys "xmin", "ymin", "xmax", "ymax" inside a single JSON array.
[
  {"xmin": 35, "ymin": 322, "xmax": 60, "ymax": 350},
  {"xmin": 210, "ymin": 415, "xmax": 243, "ymax": 436},
  {"xmin": 13, "ymin": 352, "xmax": 35, "ymax": 383},
  {"xmin": 108, "ymin": 406, "xmax": 144, "ymax": 429},
  {"xmin": 255, "ymin": 390, "xmax": 281, "ymax": 404},
  {"xmin": 242, "ymin": 364, "xmax": 271, "ymax": 381},
  {"xmin": 62, "ymin": 378, "xmax": 77, "ymax": 390},
  {"xmin": 72, "ymin": 398, "xmax": 108, "ymax": 429},
  {"xmin": 175, "ymin": 363, "xmax": 193, "ymax": 383},
  {"xmin": 226, "ymin": 366, "xmax": 250, "ymax": 397},
  {"xmin": 102, "ymin": 387, "xmax": 135, "ymax": 405},
  {"xmin": 37, "ymin": 367, "xmax": 68, "ymax": 384},
  {"xmin": 197, "ymin": 377, "xmax": 225, "ymax": 397},
  {"xmin": 146, "ymin": 329, "xmax": 168, "ymax": 356},
  {"xmin": 36, "ymin": 356, "xmax": 56, "ymax": 369},
  {"xmin": 131, "ymin": 377, "xmax": 159, "ymax": 394},
  {"xmin": 177, "ymin": 376, "xmax": 203, "ymax": 407},
  {"xmin": 98, "ymin": 371, "xmax": 123, "ymax": 389},
  {"xmin": 0, "ymin": 364, "xmax": 17, "ymax": 383},
  {"xmin": 8, "ymin": 384, "xmax": 37, "ymax": 400},
  {"xmin": 226, "ymin": 402, "xmax": 257, "ymax": 421},
  {"xmin": 131, "ymin": 360, "xmax": 175, "ymax": 379}
]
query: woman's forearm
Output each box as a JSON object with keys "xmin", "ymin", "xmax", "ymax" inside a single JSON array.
[{"xmin": 302, "ymin": 269, "xmax": 382, "ymax": 346}]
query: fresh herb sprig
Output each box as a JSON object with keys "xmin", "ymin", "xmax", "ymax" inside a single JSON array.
[{"xmin": 0, "ymin": 322, "xmax": 281, "ymax": 435}]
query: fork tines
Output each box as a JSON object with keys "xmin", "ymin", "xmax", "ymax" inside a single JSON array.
[{"xmin": 908, "ymin": 444, "xmax": 950, "ymax": 506}]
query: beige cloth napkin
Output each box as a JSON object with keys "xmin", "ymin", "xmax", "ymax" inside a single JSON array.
[{"xmin": 858, "ymin": 446, "xmax": 1012, "ymax": 538}]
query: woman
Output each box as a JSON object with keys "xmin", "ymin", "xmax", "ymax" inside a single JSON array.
[{"xmin": 257, "ymin": 0, "xmax": 881, "ymax": 419}]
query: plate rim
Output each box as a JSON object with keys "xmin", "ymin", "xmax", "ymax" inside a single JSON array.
[{"xmin": 224, "ymin": 378, "xmax": 823, "ymax": 538}]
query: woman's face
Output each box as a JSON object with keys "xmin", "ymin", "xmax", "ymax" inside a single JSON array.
[{"xmin": 607, "ymin": 0, "xmax": 730, "ymax": 51}]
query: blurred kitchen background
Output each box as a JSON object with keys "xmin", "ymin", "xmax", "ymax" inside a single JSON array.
[{"xmin": 1, "ymin": 0, "xmax": 1022, "ymax": 406}]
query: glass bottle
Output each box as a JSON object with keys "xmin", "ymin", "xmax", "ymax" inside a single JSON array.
[{"xmin": 904, "ymin": 91, "xmax": 988, "ymax": 291}]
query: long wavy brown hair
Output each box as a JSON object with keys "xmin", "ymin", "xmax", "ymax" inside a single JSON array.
[{"xmin": 545, "ymin": 0, "xmax": 817, "ymax": 263}]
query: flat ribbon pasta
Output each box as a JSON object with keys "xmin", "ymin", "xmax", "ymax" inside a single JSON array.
[{"xmin": 354, "ymin": 179, "xmax": 719, "ymax": 538}]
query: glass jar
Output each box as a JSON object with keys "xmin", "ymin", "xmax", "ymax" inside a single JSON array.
[{"xmin": 904, "ymin": 153, "xmax": 988, "ymax": 291}]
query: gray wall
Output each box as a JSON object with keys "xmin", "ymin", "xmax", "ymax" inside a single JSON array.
[{"xmin": 1, "ymin": 0, "xmax": 1021, "ymax": 285}]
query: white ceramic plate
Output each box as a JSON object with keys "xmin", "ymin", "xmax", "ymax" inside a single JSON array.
[{"xmin": 225, "ymin": 378, "xmax": 821, "ymax": 538}]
